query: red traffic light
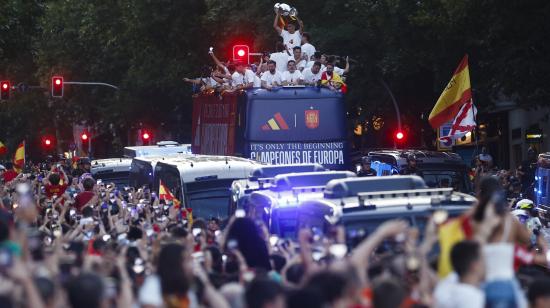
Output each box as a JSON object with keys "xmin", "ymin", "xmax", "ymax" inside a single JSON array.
[
  {"xmin": 51, "ymin": 76, "xmax": 64, "ymax": 97},
  {"xmin": 45, "ymin": 139, "xmax": 52, "ymax": 146},
  {"xmin": 142, "ymin": 132, "xmax": 150, "ymax": 140},
  {"xmin": 81, "ymin": 132, "xmax": 89, "ymax": 141},
  {"xmin": 232, "ymin": 45, "xmax": 249, "ymax": 64},
  {"xmin": 0, "ymin": 81, "xmax": 10, "ymax": 100},
  {"xmin": 395, "ymin": 131, "xmax": 404, "ymax": 141}
]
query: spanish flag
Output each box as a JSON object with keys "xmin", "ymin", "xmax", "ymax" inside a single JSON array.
[
  {"xmin": 437, "ymin": 214, "xmax": 473, "ymax": 277},
  {"xmin": 13, "ymin": 141, "xmax": 25, "ymax": 172},
  {"xmin": 0, "ymin": 141, "xmax": 7, "ymax": 156},
  {"xmin": 159, "ymin": 180, "xmax": 181, "ymax": 208},
  {"xmin": 429, "ymin": 55, "xmax": 472, "ymax": 129}
]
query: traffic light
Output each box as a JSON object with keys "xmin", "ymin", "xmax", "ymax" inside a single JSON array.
[
  {"xmin": 395, "ymin": 131, "xmax": 405, "ymax": 141},
  {"xmin": 141, "ymin": 130, "xmax": 151, "ymax": 145},
  {"xmin": 51, "ymin": 76, "xmax": 64, "ymax": 97},
  {"xmin": 232, "ymin": 45, "xmax": 249, "ymax": 64},
  {"xmin": 0, "ymin": 81, "xmax": 10, "ymax": 100},
  {"xmin": 81, "ymin": 131, "xmax": 90, "ymax": 149},
  {"xmin": 41, "ymin": 135, "xmax": 55, "ymax": 151}
]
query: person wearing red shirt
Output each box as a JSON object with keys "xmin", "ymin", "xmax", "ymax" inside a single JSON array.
[
  {"xmin": 2, "ymin": 163, "xmax": 18, "ymax": 184},
  {"xmin": 74, "ymin": 177, "xmax": 96, "ymax": 212},
  {"xmin": 43, "ymin": 168, "xmax": 69, "ymax": 199}
]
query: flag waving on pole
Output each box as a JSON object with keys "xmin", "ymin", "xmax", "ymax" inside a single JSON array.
[
  {"xmin": 429, "ymin": 55, "xmax": 472, "ymax": 129},
  {"xmin": 159, "ymin": 180, "xmax": 181, "ymax": 208},
  {"xmin": 439, "ymin": 100, "xmax": 477, "ymax": 144},
  {"xmin": 0, "ymin": 141, "xmax": 7, "ymax": 156},
  {"xmin": 13, "ymin": 141, "xmax": 25, "ymax": 173}
]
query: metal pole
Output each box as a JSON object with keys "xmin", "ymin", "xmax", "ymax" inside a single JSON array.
[
  {"xmin": 64, "ymin": 81, "xmax": 119, "ymax": 90},
  {"xmin": 379, "ymin": 78, "xmax": 402, "ymax": 131}
]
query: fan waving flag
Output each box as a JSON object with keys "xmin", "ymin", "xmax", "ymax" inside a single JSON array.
[
  {"xmin": 429, "ymin": 55, "xmax": 472, "ymax": 129},
  {"xmin": 159, "ymin": 180, "xmax": 181, "ymax": 208},
  {"xmin": 13, "ymin": 141, "xmax": 25, "ymax": 173},
  {"xmin": 0, "ymin": 141, "xmax": 7, "ymax": 156}
]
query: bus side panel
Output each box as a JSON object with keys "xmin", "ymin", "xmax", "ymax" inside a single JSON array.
[{"xmin": 191, "ymin": 93, "xmax": 238, "ymax": 155}]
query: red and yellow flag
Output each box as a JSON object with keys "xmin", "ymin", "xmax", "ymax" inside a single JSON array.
[
  {"xmin": 159, "ymin": 180, "xmax": 181, "ymax": 208},
  {"xmin": 0, "ymin": 141, "xmax": 7, "ymax": 156},
  {"xmin": 429, "ymin": 55, "xmax": 472, "ymax": 129},
  {"xmin": 13, "ymin": 141, "xmax": 25, "ymax": 172}
]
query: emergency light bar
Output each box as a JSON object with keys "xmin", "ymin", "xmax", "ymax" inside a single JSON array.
[{"xmin": 356, "ymin": 188, "xmax": 453, "ymax": 202}]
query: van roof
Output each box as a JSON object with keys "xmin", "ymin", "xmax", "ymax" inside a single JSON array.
[
  {"xmin": 155, "ymin": 155, "xmax": 262, "ymax": 183},
  {"xmin": 368, "ymin": 149, "xmax": 464, "ymax": 165},
  {"xmin": 123, "ymin": 143, "xmax": 192, "ymax": 158},
  {"xmin": 249, "ymin": 163, "xmax": 325, "ymax": 180},
  {"xmin": 91, "ymin": 158, "xmax": 132, "ymax": 172},
  {"xmin": 324, "ymin": 175, "xmax": 427, "ymax": 199},
  {"xmin": 271, "ymin": 171, "xmax": 356, "ymax": 192}
]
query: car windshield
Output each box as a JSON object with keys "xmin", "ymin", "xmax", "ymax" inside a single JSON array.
[
  {"xmin": 422, "ymin": 170, "xmax": 471, "ymax": 193},
  {"xmin": 187, "ymin": 189, "xmax": 231, "ymax": 219},
  {"xmin": 94, "ymin": 171, "xmax": 130, "ymax": 188}
]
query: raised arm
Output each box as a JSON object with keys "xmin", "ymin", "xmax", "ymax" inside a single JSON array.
[
  {"xmin": 343, "ymin": 56, "xmax": 350, "ymax": 74},
  {"xmin": 209, "ymin": 52, "xmax": 227, "ymax": 71},
  {"xmin": 273, "ymin": 12, "xmax": 283, "ymax": 35}
]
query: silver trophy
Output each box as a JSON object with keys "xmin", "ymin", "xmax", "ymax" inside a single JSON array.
[{"xmin": 274, "ymin": 3, "xmax": 298, "ymax": 17}]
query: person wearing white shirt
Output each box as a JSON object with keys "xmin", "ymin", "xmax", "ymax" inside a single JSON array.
[
  {"xmin": 306, "ymin": 51, "xmax": 326, "ymax": 71},
  {"xmin": 261, "ymin": 60, "xmax": 283, "ymax": 90},
  {"xmin": 433, "ymin": 241, "xmax": 486, "ymax": 308},
  {"xmin": 231, "ymin": 63, "xmax": 255, "ymax": 89},
  {"xmin": 320, "ymin": 54, "xmax": 350, "ymax": 75},
  {"xmin": 302, "ymin": 61, "xmax": 323, "ymax": 86},
  {"xmin": 269, "ymin": 42, "xmax": 291, "ymax": 73},
  {"xmin": 301, "ymin": 32, "xmax": 316, "ymax": 61},
  {"xmin": 273, "ymin": 11, "xmax": 304, "ymax": 53},
  {"xmin": 288, "ymin": 46, "xmax": 307, "ymax": 72},
  {"xmin": 281, "ymin": 60, "xmax": 303, "ymax": 86}
]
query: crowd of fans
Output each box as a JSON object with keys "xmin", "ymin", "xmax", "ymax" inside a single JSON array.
[
  {"xmin": 184, "ymin": 11, "xmax": 349, "ymax": 93},
  {"xmin": 0, "ymin": 148, "xmax": 549, "ymax": 308}
]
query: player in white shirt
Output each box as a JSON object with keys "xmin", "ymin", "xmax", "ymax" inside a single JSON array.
[
  {"xmin": 261, "ymin": 60, "xmax": 283, "ymax": 90},
  {"xmin": 302, "ymin": 61, "xmax": 323, "ymax": 86},
  {"xmin": 281, "ymin": 60, "xmax": 304, "ymax": 86},
  {"xmin": 320, "ymin": 54, "xmax": 350, "ymax": 75},
  {"xmin": 288, "ymin": 46, "xmax": 307, "ymax": 72},
  {"xmin": 301, "ymin": 32, "xmax": 316, "ymax": 61},
  {"xmin": 183, "ymin": 66, "xmax": 219, "ymax": 91},
  {"xmin": 231, "ymin": 62, "xmax": 255, "ymax": 90},
  {"xmin": 269, "ymin": 42, "xmax": 291, "ymax": 73},
  {"xmin": 305, "ymin": 51, "xmax": 326, "ymax": 71},
  {"xmin": 273, "ymin": 11, "xmax": 304, "ymax": 53}
]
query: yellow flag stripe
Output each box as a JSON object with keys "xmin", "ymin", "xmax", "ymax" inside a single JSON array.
[
  {"xmin": 429, "ymin": 56, "xmax": 472, "ymax": 128},
  {"xmin": 267, "ymin": 118, "xmax": 280, "ymax": 130}
]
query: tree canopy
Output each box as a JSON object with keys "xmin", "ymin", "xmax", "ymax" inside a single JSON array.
[{"xmin": 1, "ymin": 0, "xmax": 549, "ymax": 157}]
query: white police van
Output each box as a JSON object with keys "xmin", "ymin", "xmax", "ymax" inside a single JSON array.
[
  {"xmin": 230, "ymin": 163, "xmax": 326, "ymax": 212},
  {"xmin": 123, "ymin": 141, "xmax": 192, "ymax": 158},
  {"xmin": 247, "ymin": 171, "xmax": 356, "ymax": 238},
  {"xmin": 90, "ymin": 158, "xmax": 133, "ymax": 188},
  {"xmin": 129, "ymin": 153, "xmax": 192, "ymax": 189},
  {"xmin": 153, "ymin": 155, "xmax": 261, "ymax": 218},
  {"xmin": 300, "ymin": 175, "xmax": 476, "ymax": 247}
]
